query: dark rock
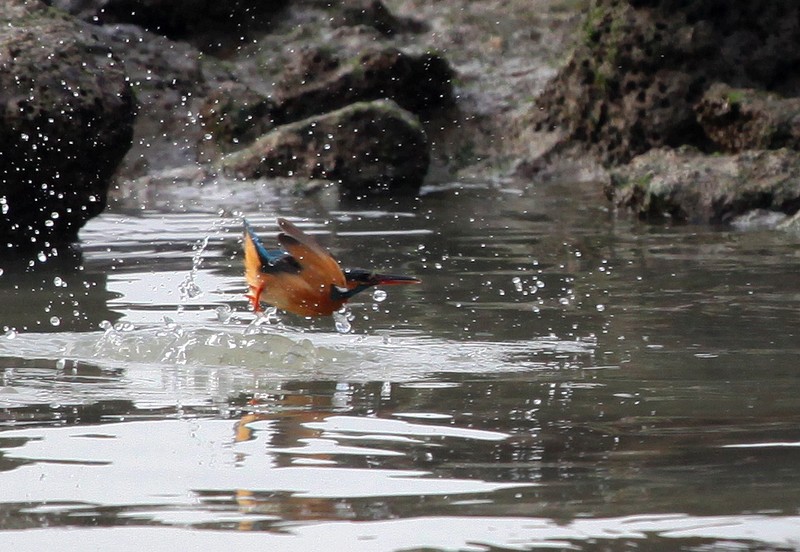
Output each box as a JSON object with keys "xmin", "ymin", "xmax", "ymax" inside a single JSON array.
[
  {"xmin": 778, "ymin": 210, "xmax": 800, "ymax": 233},
  {"xmin": 218, "ymin": 99, "xmax": 429, "ymax": 194},
  {"xmin": 93, "ymin": 24, "xmax": 233, "ymax": 176},
  {"xmin": 0, "ymin": 1, "xmax": 135, "ymax": 250},
  {"xmin": 46, "ymin": 0, "xmax": 289, "ymax": 50},
  {"xmin": 533, "ymin": 0, "xmax": 800, "ymax": 165},
  {"xmin": 334, "ymin": 0, "xmax": 425, "ymax": 36},
  {"xmin": 729, "ymin": 209, "xmax": 789, "ymax": 231},
  {"xmin": 196, "ymin": 82, "xmax": 277, "ymax": 163},
  {"xmin": 273, "ymin": 46, "xmax": 454, "ymax": 124},
  {"xmin": 274, "ymin": 46, "xmax": 342, "ymax": 96},
  {"xmin": 695, "ymin": 83, "xmax": 800, "ymax": 153},
  {"xmin": 608, "ymin": 148, "xmax": 800, "ymax": 224}
]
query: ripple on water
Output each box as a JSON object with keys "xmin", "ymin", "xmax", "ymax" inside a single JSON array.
[{"xmin": 0, "ymin": 321, "xmax": 596, "ymax": 385}]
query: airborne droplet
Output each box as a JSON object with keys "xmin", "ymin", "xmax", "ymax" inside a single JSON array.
[{"xmin": 372, "ymin": 289, "xmax": 387, "ymax": 302}]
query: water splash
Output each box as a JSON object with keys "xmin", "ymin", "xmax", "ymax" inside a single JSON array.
[
  {"xmin": 0, "ymin": 322, "xmax": 597, "ymax": 385},
  {"xmin": 372, "ymin": 289, "xmax": 387, "ymax": 302},
  {"xmin": 215, "ymin": 305, "xmax": 232, "ymax": 324},
  {"xmin": 178, "ymin": 236, "xmax": 209, "ymax": 301},
  {"xmin": 333, "ymin": 307, "xmax": 353, "ymax": 334},
  {"xmin": 244, "ymin": 307, "xmax": 280, "ymax": 335}
]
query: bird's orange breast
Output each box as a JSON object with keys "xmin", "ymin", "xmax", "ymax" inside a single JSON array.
[{"xmin": 258, "ymin": 271, "xmax": 346, "ymax": 317}]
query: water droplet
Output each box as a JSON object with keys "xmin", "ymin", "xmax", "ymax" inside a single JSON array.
[
  {"xmin": 4, "ymin": 329, "xmax": 17, "ymax": 339},
  {"xmin": 333, "ymin": 308, "xmax": 352, "ymax": 333},
  {"xmin": 512, "ymin": 276, "xmax": 523, "ymax": 292},
  {"xmin": 99, "ymin": 320, "xmax": 113, "ymax": 331},
  {"xmin": 372, "ymin": 289, "xmax": 387, "ymax": 302},
  {"xmin": 215, "ymin": 305, "xmax": 232, "ymax": 323},
  {"xmin": 53, "ymin": 276, "xmax": 65, "ymax": 287},
  {"xmin": 50, "ymin": 316, "xmax": 61, "ymax": 326},
  {"xmin": 180, "ymin": 280, "xmax": 202, "ymax": 299},
  {"xmin": 56, "ymin": 358, "xmax": 66, "ymax": 370},
  {"xmin": 596, "ymin": 304, "xmax": 606, "ymax": 312},
  {"xmin": 37, "ymin": 251, "xmax": 47, "ymax": 263}
]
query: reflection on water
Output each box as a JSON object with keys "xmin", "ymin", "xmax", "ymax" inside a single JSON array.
[{"xmin": 1, "ymin": 179, "xmax": 800, "ymax": 550}]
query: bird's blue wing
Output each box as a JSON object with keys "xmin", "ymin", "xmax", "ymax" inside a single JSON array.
[{"xmin": 243, "ymin": 219, "xmax": 301, "ymax": 274}]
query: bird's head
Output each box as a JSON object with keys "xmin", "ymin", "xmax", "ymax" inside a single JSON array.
[{"xmin": 331, "ymin": 268, "xmax": 421, "ymax": 300}]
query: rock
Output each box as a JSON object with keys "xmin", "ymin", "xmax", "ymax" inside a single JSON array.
[
  {"xmin": 196, "ymin": 82, "xmax": 277, "ymax": 163},
  {"xmin": 93, "ymin": 24, "xmax": 233, "ymax": 176},
  {"xmin": 273, "ymin": 46, "xmax": 342, "ymax": 100},
  {"xmin": 218, "ymin": 99, "xmax": 429, "ymax": 194},
  {"xmin": 0, "ymin": 1, "xmax": 135, "ymax": 250},
  {"xmin": 46, "ymin": 0, "xmax": 289, "ymax": 49},
  {"xmin": 777, "ymin": 210, "xmax": 800, "ymax": 233},
  {"xmin": 273, "ymin": 46, "xmax": 454, "ymax": 124},
  {"xmin": 695, "ymin": 83, "xmax": 800, "ymax": 152},
  {"xmin": 514, "ymin": 134, "xmax": 609, "ymax": 185},
  {"xmin": 729, "ymin": 209, "xmax": 788, "ymax": 231},
  {"xmin": 608, "ymin": 148, "xmax": 800, "ymax": 224},
  {"xmin": 533, "ymin": 0, "xmax": 800, "ymax": 165},
  {"xmin": 333, "ymin": 0, "xmax": 424, "ymax": 36}
]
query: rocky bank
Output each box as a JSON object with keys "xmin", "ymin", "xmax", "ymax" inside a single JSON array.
[
  {"xmin": 533, "ymin": 0, "xmax": 800, "ymax": 227},
  {"xmin": 16, "ymin": 0, "xmax": 577, "ymax": 233},
  {"xmin": 5, "ymin": 0, "xmax": 800, "ymax": 250},
  {"xmin": 1, "ymin": 0, "xmax": 134, "ymax": 250}
]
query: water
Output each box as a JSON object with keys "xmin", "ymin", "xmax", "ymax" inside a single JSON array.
[{"xmin": 1, "ymin": 177, "xmax": 800, "ymax": 551}]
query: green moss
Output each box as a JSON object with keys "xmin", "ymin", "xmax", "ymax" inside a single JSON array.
[
  {"xmin": 634, "ymin": 172, "xmax": 654, "ymax": 190},
  {"xmin": 610, "ymin": 169, "xmax": 653, "ymax": 191},
  {"xmin": 0, "ymin": 3, "xmax": 73, "ymax": 27},
  {"xmin": 551, "ymin": 0, "xmax": 591, "ymax": 14},
  {"xmin": 593, "ymin": 68, "xmax": 608, "ymax": 91},
  {"xmin": 580, "ymin": 3, "xmax": 628, "ymax": 92},
  {"xmin": 725, "ymin": 90, "xmax": 746, "ymax": 105},
  {"xmin": 582, "ymin": 4, "xmax": 606, "ymax": 46}
]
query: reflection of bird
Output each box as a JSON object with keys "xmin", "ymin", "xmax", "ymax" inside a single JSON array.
[{"xmin": 243, "ymin": 218, "xmax": 420, "ymax": 317}]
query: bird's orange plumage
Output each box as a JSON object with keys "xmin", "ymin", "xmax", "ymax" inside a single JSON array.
[
  {"xmin": 244, "ymin": 218, "xmax": 420, "ymax": 317},
  {"xmin": 244, "ymin": 219, "xmax": 348, "ymax": 316}
]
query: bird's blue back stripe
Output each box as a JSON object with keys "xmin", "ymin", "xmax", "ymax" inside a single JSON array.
[{"xmin": 244, "ymin": 218, "xmax": 285, "ymax": 264}]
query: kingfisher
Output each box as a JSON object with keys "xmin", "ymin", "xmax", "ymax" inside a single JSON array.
[{"xmin": 243, "ymin": 218, "xmax": 420, "ymax": 317}]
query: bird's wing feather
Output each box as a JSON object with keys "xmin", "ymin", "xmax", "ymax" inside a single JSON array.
[
  {"xmin": 244, "ymin": 219, "xmax": 301, "ymax": 274},
  {"xmin": 244, "ymin": 219, "xmax": 281, "ymax": 263},
  {"xmin": 244, "ymin": 219, "xmax": 307, "ymax": 312},
  {"xmin": 277, "ymin": 218, "xmax": 345, "ymax": 287}
]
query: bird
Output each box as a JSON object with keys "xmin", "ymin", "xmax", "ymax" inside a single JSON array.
[{"xmin": 243, "ymin": 218, "xmax": 420, "ymax": 317}]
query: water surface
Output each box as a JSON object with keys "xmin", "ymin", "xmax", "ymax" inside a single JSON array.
[{"xmin": 1, "ymin": 177, "xmax": 799, "ymax": 550}]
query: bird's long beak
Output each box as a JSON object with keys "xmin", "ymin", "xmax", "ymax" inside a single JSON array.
[{"xmin": 372, "ymin": 274, "xmax": 421, "ymax": 285}]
